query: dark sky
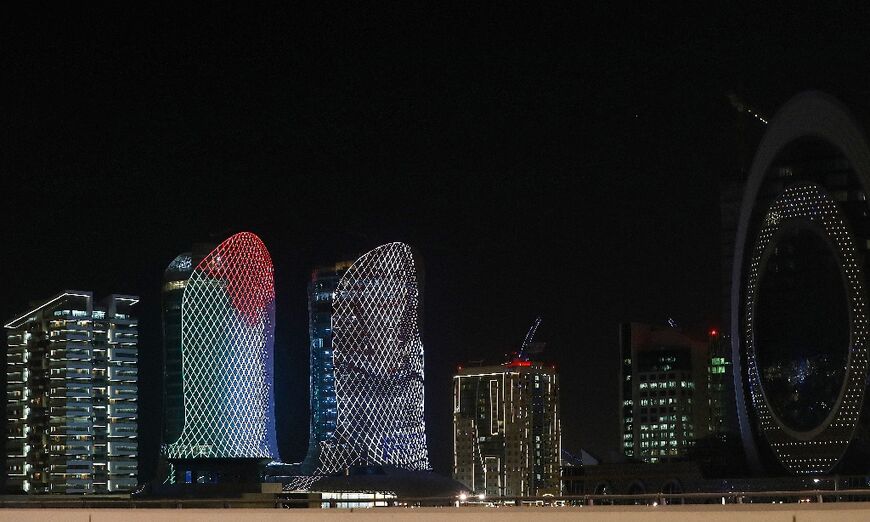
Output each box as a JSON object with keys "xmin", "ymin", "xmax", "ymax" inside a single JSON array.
[{"xmin": 2, "ymin": 5, "xmax": 869, "ymax": 482}]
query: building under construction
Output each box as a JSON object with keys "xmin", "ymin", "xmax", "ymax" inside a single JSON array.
[{"xmin": 452, "ymin": 319, "xmax": 562, "ymax": 497}]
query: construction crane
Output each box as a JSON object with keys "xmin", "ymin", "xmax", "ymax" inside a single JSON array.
[
  {"xmin": 727, "ymin": 93, "xmax": 768, "ymax": 126},
  {"xmin": 521, "ymin": 316, "xmax": 542, "ymax": 354},
  {"xmin": 508, "ymin": 316, "xmax": 545, "ymax": 364}
]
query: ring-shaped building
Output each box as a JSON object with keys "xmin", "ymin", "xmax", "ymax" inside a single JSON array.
[{"xmin": 732, "ymin": 92, "xmax": 870, "ymax": 474}]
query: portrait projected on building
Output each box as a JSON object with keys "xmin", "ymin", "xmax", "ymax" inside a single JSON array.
[
  {"xmin": 168, "ymin": 232, "xmax": 278, "ymax": 460},
  {"xmin": 317, "ymin": 242, "xmax": 430, "ymax": 473}
]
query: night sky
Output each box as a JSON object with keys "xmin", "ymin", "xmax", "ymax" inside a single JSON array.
[{"xmin": 2, "ymin": 5, "xmax": 869, "ymax": 482}]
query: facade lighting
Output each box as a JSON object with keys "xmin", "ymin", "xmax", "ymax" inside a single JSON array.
[
  {"xmin": 311, "ymin": 242, "xmax": 430, "ymax": 473},
  {"xmin": 167, "ymin": 232, "xmax": 278, "ymax": 460}
]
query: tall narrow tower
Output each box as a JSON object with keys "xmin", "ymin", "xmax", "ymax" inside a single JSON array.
[
  {"xmin": 305, "ymin": 242, "xmax": 430, "ymax": 475},
  {"xmin": 165, "ymin": 232, "xmax": 279, "ymax": 484},
  {"xmin": 301, "ymin": 260, "xmax": 351, "ymax": 475}
]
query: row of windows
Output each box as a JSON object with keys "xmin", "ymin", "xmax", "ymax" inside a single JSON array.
[
  {"xmin": 638, "ymin": 380, "xmax": 694, "ymax": 390},
  {"xmin": 638, "ymin": 372, "xmax": 685, "ymax": 382},
  {"xmin": 639, "ymin": 422, "xmax": 691, "ymax": 432},
  {"xmin": 640, "ymin": 440, "xmax": 680, "ymax": 448},
  {"xmin": 644, "ymin": 449, "xmax": 682, "ymax": 458},
  {"xmin": 639, "ymin": 397, "xmax": 691, "ymax": 407}
]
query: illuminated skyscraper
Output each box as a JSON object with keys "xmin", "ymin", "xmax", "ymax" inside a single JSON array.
[
  {"xmin": 165, "ymin": 232, "xmax": 279, "ymax": 483},
  {"xmin": 706, "ymin": 330, "xmax": 732, "ymax": 436},
  {"xmin": 619, "ymin": 322, "xmax": 727, "ymax": 463},
  {"xmin": 5, "ymin": 291, "xmax": 139, "ymax": 494},
  {"xmin": 732, "ymin": 92, "xmax": 870, "ymax": 475},
  {"xmin": 306, "ymin": 242, "xmax": 430, "ymax": 474},
  {"xmin": 453, "ymin": 359, "xmax": 562, "ymax": 497},
  {"xmin": 301, "ymin": 260, "xmax": 351, "ymax": 475},
  {"xmin": 161, "ymin": 252, "xmax": 193, "ymax": 458}
]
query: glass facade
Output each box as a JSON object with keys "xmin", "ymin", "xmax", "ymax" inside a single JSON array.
[
  {"xmin": 706, "ymin": 333, "xmax": 731, "ymax": 435},
  {"xmin": 755, "ymin": 224, "xmax": 849, "ymax": 432},
  {"xmin": 619, "ymin": 323, "xmax": 725, "ymax": 463},
  {"xmin": 4, "ymin": 291, "xmax": 139, "ymax": 494},
  {"xmin": 161, "ymin": 253, "xmax": 192, "ymax": 459},
  {"xmin": 742, "ymin": 181, "xmax": 869, "ymax": 473},
  {"xmin": 301, "ymin": 261, "xmax": 351, "ymax": 475},
  {"xmin": 733, "ymin": 93, "xmax": 870, "ymax": 474}
]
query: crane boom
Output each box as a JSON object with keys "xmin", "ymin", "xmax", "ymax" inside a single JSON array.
[{"xmin": 521, "ymin": 316, "xmax": 542, "ymax": 352}]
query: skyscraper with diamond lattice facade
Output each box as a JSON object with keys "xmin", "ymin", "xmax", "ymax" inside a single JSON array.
[
  {"xmin": 306, "ymin": 242, "xmax": 430, "ymax": 475},
  {"xmin": 165, "ymin": 232, "xmax": 279, "ymax": 483}
]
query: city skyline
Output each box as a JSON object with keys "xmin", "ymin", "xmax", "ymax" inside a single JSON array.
[
  {"xmin": 12, "ymin": 89, "xmax": 870, "ymax": 495},
  {"xmin": 4, "ymin": 4, "xmax": 869, "ymax": 485}
]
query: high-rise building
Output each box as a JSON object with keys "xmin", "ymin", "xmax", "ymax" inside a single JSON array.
[
  {"xmin": 301, "ymin": 260, "xmax": 351, "ymax": 475},
  {"xmin": 160, "ymin": 252, "xmax": 193, "ymax": 462},
  {"xmin": 5, "ymin": 291, "xmax": 139, "ymax": 494},
  {"xmin": 304, "ymin": 242, "xmax": 430, "ymax": 475},
  {"xmin": 706, "ymin": 330, "xmax": 731, "ymax": 436},
  {"xmin": 453, "ymin": 359, "xmax": 562, "ymax": 497},
  {"xmin": 164, "ymin": 232, "xmax": 279, "ymax": 483},
  {"xmin": 732, "ymin": 92, "xmax": 870, "ymax": 475},
  {"xmin": 619, "ymin": 323, "xmax": 728, "ymax": 463}
]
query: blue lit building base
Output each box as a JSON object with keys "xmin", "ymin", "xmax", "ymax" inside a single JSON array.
[{"xmin": 167, "ymin": 458, "xmax": 268, "ymax": 487}]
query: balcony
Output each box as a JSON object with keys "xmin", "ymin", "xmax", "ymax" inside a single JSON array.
[
  {"xmin": 63, "ymin": 332, "xmax": 92, "ymax": 342},
  {"xmin": 108, "ymin": 477, "xmax": 137, "ymax": 491},
  {"xmin": 50, "ymin": 359, "xmax": 93, "ymax": 371},
  {"xmin": 108, "ymin": 405, "xmax": 137, "ymax": 419},
  {"xmin": 108, "ymin": 460, "xmax": 138, "ymax": 473},
  {"xmin": 64, "ymin": 445, "xmax": 94, "ymax": 456},
  {"xmin": 108, "ymin": 442, "xmax": 138, "ymax": 455},
  {"xmin": 63, "ymin": 388, "xmax": 94, "ymax": 399},
  {"xmin": 107, "ymin": 422, "xmax": 136, "ymax": 437},
  {"xmin": 108, "ymin": 348, "xmax": 137, "ymax": 363},
  {"xmin": 108, "ymin": 385, "xmax": 138, "ymax": 399}
]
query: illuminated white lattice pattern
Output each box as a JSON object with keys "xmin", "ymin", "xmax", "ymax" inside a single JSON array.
[
  {"xmin": 283, "ymin": 475, "xmax": 320, "ymax": 492},
  {"xmin": 744, "ymin": 183, "xmax": 869, "ymax": 474},
  {"xmin": 168, "ymin": 232, "xmax": 279, "ymax": 460},
  {"xmin": 316, "ymin": 242, "xmax": 430, "ymax": 473}
]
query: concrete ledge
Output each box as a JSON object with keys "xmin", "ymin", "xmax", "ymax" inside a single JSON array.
[{"xmin": 3, "ymin": 504, "xmax": 870, "ymax": 522}]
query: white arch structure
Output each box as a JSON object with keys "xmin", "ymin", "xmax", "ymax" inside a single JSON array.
[{"xmin": 731, "ymin": 92, "xmax": 870, "ymax": 473}]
